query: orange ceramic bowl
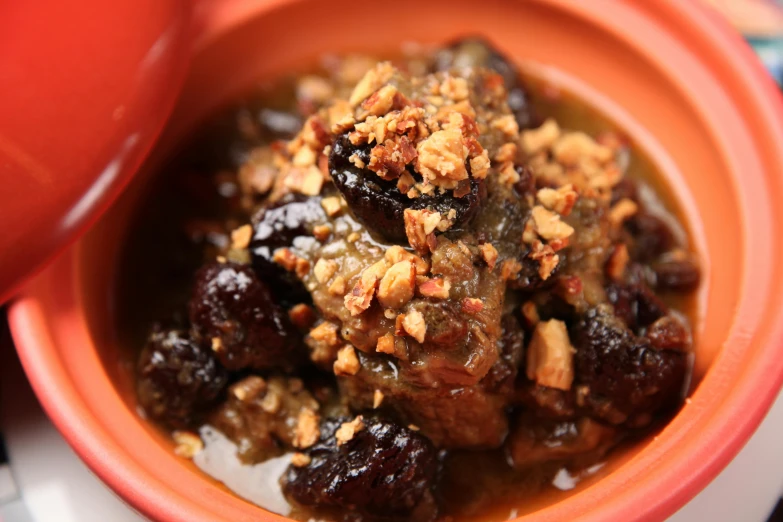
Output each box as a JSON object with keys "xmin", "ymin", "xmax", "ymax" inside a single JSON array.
[{"xmin": 9, "ymin": 0, "xmax": 783, "ymax": 521}]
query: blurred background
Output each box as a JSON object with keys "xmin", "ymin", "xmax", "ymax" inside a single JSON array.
[{"xmin": 1, "ymin": 1, "xmax": 782, "ymax": 521}]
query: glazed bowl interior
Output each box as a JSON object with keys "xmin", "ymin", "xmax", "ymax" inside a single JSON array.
[{"xmin": 12, "ymin": 1, "xmax": 783, "ymax": 521}]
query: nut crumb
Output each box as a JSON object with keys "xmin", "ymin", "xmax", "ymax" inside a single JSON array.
[
  {"xmin": 173, "ymin": 431, "xmax": 203, "ymax": 458},
  {"xmin": 373, "ymin": 390, "xmax": 385, "ymax": 409},
  {"xmin": 501, "ymin": 259, "xmax": 523, "ymax": 281},
  {"xmin": 521, "ymin": 119, "xmax": 560, "ymax": 155},
  {"xmin": 404, "ymin": 208, "xmax": 441, "ymax": 254},
  {"xmin": 526, "ymin": 319, "xmax": 575, "ymax": 391},
  {"xmin": 607, "ymin": 243, "xmax": 630, "ymax": 281},
  {"xmin": 290, "ymin": 452, "xmax": 312, "ymax": 467},
  {"xmin": 377, "ymin": 260, "xmax": 416, "ymax": 308},
  {"xmin": 320, "ymin": 196, "xmax": 343, "ymax": 217},
  {"xmin": 608, "ymin": 198, "xmax": 638, "ymax": 228},
  {"xmin": 329, "ymin": 276, "xmax": 347, "ymax": 295},
  {"xmin": 295, "ymin": 257, "xmax": 311, "ymax": 279},
  {"xmin": 407, "ymin": 424, "xmax": 420, "ymax": 431},
  {"xmin": 531, "ymin": 205, "xmax": 575, "ymax": 241},
  {"xmin": 521, "ymin": 301, "xmax": 540, "ymax": 326},
  {"xmin": 418, "ymin": 277, "xmax": 450, "ymax": 299},
  {"xmin": 402, "ymin": 309, "xmax": 427, "ymax": 343},
  {"xmin": 293, "ymin": 409, "xmax": 321, "ymax": 449},
  {"xmin": 288, "ymin": 303, "xmax": 316, "ymax": 329},
  {"xmin": 334, "ymin": 345, "xmax": 361, "ymax": 376},
  {"xmin": 211, "ymin": 336, "xmax": 223, "ymax": 353},
  {"xmin": 216, "ymin": 255, "xmax": 227, "ymax": 263},
  {"xmin": 261, "ymin": 389, "xmax": 282, "ymax": 413},
  {"xmin": 230, "ymin": 376, "xmax": 267, "ymax": 402},
  {"xmin": 349, "ymin": 62, "xmax": 395, "ymax": 106},
  {"xmin": 415, "ymin": 128, "xmax": 469, "ymax": 189},
  {"xmin": 313, "ymin": 225, "xmax": 332, "ymax": 241},
  {"xmin": 335, "ymin": 416, "xmax": 365, "ymax": 445},
  {"xmin": 537, "ymin": 185, "xmax": 578, "ymax": 216},
  {"xmin": 385, "ymin": 245, "xmax": 430, "ymax": 275},
  {"xmin": 461, "ymin": 297, "xmax": 484, "ymax": 314},
  {"xmin": 376, "ymin": 333, "xmax": 396, "ymax": 354},
  {"xmin": 480, "ymin": 243, "xmax": 499, "ymax": 271},
  {"xmin": 344, "ymin": 260, "xmax": 388, "ymax": 315},
  {"xmin": 272, "ymin": 248, "xmax": 298, "ymax": 272},
  {"xmin": 230, "ymin": 224, "xmax": 253, "ymax": 250},
  {"xmin": 314, "ymin": 258, "xmax": 339, "ymax": 284}
]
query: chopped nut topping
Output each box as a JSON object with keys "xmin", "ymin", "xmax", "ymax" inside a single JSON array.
[
  {"xmin": 376, "ymin": 333, "xmax": 396, "ymax": 354},
  {"xmin": 284, "ymin": 165, "xmax": 323, "ymax": 196},
  {"xmin": 369, "ymin": 136, "xmax": 417, "ymax": 180},
  {"xmin": 521, "ymin": 301, "xmax": 540, "ymax": 326},
  {"xmin": 290, "ymin": 452, "xmax": 312, "ymax": 467},
  {"xmin": 230, "ymin": 224, "xmax": 253, "ymax": 250},
  {"xmin": 230, "ymin": 376, "xmax": 267, "ymax": 402},
  {"xmin": 360, "ymin": 84, "xmax": 399, "ymax": 117},
  {"xmin": 211, "ymin": 336, "xmax": 223, "ymax": 353},
  {"xmin": 490, "ymin": 114, "xmax": 520, "ymax": 139},
  {"xmin": 313, "ymin": 224, "xmax": 331, "ymax": 241},
  {"xmin": 469, "ymin": 149, "xmax": 491, "ymax": 180},
  {"xmin": 526, "ymin": 319, "xmax": 575, "ymax": 391},
  {"xmin": 397, "ymin": 171, "xmax": 416, "ymax": 194},
  {"xmin": 173, "ymin": 431, "xmax": 203, "ymax": 458},
  {"xmin": 404, "ymin": 208, "xmax": 441, "ymax": 254},
  {"xmin": 272, "ymin": 248, "xmax": 298, "ymax": 272},
  {"xmin": 216, "ymin": 255, "xmax": 227, "ymax": 264},
  {"xmin": 552, "ymin": 131, "xmax": 613, "ymax": 166},
  {"xmin": 494, "ymin": 142, "xmax": 518, "ymax": 163},
  {"xmin": 334, "ymin": 345, "xmax": 361, "ymax": 376},
  {"xmin": 373, "ymin": 389, "xmax": 385, "ymax": 409},
  {"xmin": 297, "ymin": 75, "xmax": 334, "ymax": 104},
  {"xmin": 344, "ymin": 260, "xmax": 389, "ymax": 315},
  {"xmin": 261, "ymin": 389, "xmax": 282, "ymax": 413},
  {"xmin": 329, "ymin": 276, "xmax": 347, "ymax": 295},
  {"xmin": 385, "ymin": 246, "xmax": 429, "ymax": 275},
  {"xmin": 415, "ymin": 128, "xmax": 468, "ymax": 189},
  {"xmin": 607, "ymin": 243, "xmax": 630, "ymax": 281},
  {"xmin": 498, "ymin": 161, "xmax": 521, "ymax": 187},
  {"xmin": 608, "ymin": 198, "xmax": 638, "ymax": 228},
  {"xmin": 349, "ymin": 153, "xmax": 366, "ymax": 169},
  {"xmin": 501, "ymin": 259, "xmax": 523, "ymax": 281},
  {"xmin": 289, "ymin": 303, "xmax": 316, "ymax": 329},
  {"xmin": 531, "ymin": 206, "xmax": 575, "ymax": 241},
  {"xmin": 335, "ymin": 416, "xmax": 365, "ymax": 445},
  {"xmin": 537, "ymin": 184, "xmax": 578, "ymax": 216},
  {"xmin": 521, "ymin": 118, "xmax": 560, "ymax": 155},
  {"xmin": 295, "ymin": 257, "xmax": 311, "ymax": 279},
  {"xmin": 461, "ymin": 298, "xmax": 484, "ymax": 314},
  {"xmin": 480, "ymin": 243, "xmax": 499, "ymax": 271},
  {"xmin": 321, "ymin": 196, "xmax": 343, "ymax": 217},
  {"xmin": 401, "ymin": 309, "xmax": 427, "ymax": 343},
  {"xmin": 309, "ymin": 321, "xmax": 340, "ymax": 346},
  {"xmin": 314, "ymin": 258, "xmax": 339, "ymax": 284},
  {"xmin": 529, "ymin": 240, "xmax": 560, "ymax": 280},
  {"xmin": 439, "ymin": 76, "xmax": 469, "ymax": 101},
  {"xmin": 349, "ymin": 62, "xmax": 395, "ymax": 106},
  {"xmin": 293, "ymin": 409, "xmax": 321, "ymax": 449},
  {"xmin": 346, "ymin": 232, "xmax": 361, "ymax": 243},
  {"xmin": 377, "ymin": 260, "xmax": 416, "ymax": 308},
  {"xmin": 408, "ymin": 424, "xmax": 420, "ymax": 431},
  {"xmin": 418, "ymin": 277, "xmax": 451, "ymax": 299}
]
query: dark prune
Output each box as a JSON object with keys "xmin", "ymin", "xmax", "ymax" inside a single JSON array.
[
  {"xmin": 188, "ymin": 261, "xmax": 303, "ymax": 370},
  {"xmin": 282, "ymin": 417, "xmax": 437, "ymax": 518},
  {"xmin": 625, "ymin": 213, "xmax": 675, "ymax": 262},
  {"xmin": 652, "ymin": 258, "xmax": 701, "ymax": 293},
  {"xmin": 605, "ymin": 282, "xmax": 667, "ymax": 332},
  {"xmin": 329, "ymin": 134, "xmax": 485, "ymax": 242},
  {"xmin": 250, "ymin": 194, "xmax": 326, "ymax": 304},
  {"xmin": 136, "ymin": 329, "xmax": 227, "ymax": 428},
  {"xmin": 610, "ymin": 178, "xmax": 638, "ymax": 206},
  {"xmin": 434, "ymin": 37, "xmax": 537, "ymax": 129},
  {"xmin": 571, "ymin": 306, "xmax": 688, "ymax": 425},
  {"xmin": 512, "ymin": 165, "xmax": 536, "ymax": 199},
  {"xmin": 645, "ymin": 316, "xmax": 691, "ymax": 351}
]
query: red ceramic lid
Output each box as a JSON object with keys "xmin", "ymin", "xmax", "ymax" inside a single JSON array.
[{"xmin": 0, "ymin": 0, "xmax": 192, "ymax": 303}]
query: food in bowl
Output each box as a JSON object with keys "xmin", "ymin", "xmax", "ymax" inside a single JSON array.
[{"xmin": 124, "ymin": 38, "xmax": 701, "ymax": 521}]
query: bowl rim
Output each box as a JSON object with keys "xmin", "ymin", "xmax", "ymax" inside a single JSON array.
[{"xmin": 9, "ymin": 0, "xmax": 783, "ymax": 521}]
